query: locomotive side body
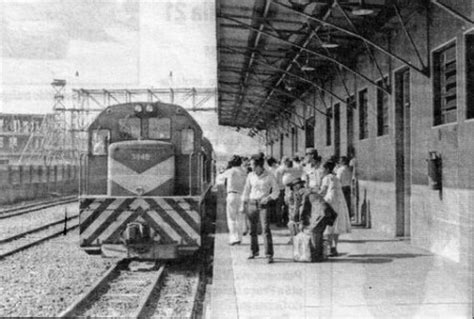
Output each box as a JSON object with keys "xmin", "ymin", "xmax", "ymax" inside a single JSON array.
[{"xmin": 79, "ymin": 102, "xmax": 213, "ymax": 259}]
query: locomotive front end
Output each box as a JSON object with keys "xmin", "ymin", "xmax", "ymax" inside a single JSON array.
[{"xmin": 79, "ymin": 102, "xmax": 207, "ymax": 260}]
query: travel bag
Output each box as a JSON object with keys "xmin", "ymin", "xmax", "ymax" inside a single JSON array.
[{"xmin": 293, "ymin": 231, "xmax": 312, "ymax": 262}]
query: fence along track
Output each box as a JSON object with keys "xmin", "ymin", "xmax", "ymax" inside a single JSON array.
[
  {"xmin": 0, "ymin": 196, "xmax": 77, "ymax": 220},
  {"xmin": 58, "ymin": 260, "xmax": 166, "ymax": 318}
]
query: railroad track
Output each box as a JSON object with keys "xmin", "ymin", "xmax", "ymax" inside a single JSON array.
[
  {"xmin": 59, "ymin": 260, "xmax": 166, "ymax": 318},
  {"xmin": 0, "ymin": 195, "xmax": 77, "ymax": 220},
  {"xmin": 0, "ymin": 216, "xmax": 79, "ymax": 260}
]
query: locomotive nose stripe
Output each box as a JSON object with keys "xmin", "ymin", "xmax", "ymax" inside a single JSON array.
[
  {"xmin": 109, "ymin": 157, "xmax": 174, "ymax": 195},
  {"xmin": 98, "ymin": 210, "xmax": 134, "ymax": 243},
  {"xmin": 146, "ymin": 210, "xmax": 181, "ymax": 242},
  {"xmin": 80, "ymin": 197, "xmax": 201, "ymax": 247}
]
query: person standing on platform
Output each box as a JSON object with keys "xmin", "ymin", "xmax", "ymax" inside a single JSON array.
[
  {"xmin": 319, "ymin": 160, "xmax": 351, "ymax": 256},
  {"xmin": 292, "ymin": 156, "xmax": 304, "ymax": 178},
  {"xmin": 336, "ymin": 156, "xmax": 353, "ymax": 219},
  {"xmin": 266, "ymin": 157, "xmax": 279, "ymax": 223},
  {"xmin": 217, "ymin": 155, "xmax": 247, "ymax": 245},
  {"xmin": 304, "ymin": 151, "xmax": 323, "ymax": 192},
  {"xmin": 241, "ymin": 155, "xmax": 279, "ymax": 264},
  {"xmin": 348, "ymin": 147, "xmax": 358, "ymax": 222},
  {"xmin": 274, "ymin": 157, "xmax": 288, "ymax": 227}
]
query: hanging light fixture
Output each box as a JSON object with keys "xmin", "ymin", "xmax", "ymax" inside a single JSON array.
[
  {"xmin": 300, "ymin": 54, "xmax": 315, "ymax": 71},
  {"xmin": 352, "ymin": 0, "xmax": 374, "ymax": 16},
  {"xmin": 321, "ymin": 28, "xmax": 339, "ymax": 49}
]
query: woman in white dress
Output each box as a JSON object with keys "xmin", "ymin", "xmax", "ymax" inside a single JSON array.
[{"xmin": 319, "ymin": 160, "xmax": 351, "ymax": 256}]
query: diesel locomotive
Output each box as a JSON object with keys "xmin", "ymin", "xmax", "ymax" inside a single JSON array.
[{"xmin": 79, "ymin": 102, "xmax": 214, "ymax": 259}]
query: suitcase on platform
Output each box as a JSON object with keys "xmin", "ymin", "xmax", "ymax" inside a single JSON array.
[{"xmin": 293, "ymin": 231, "xmax": 312, "ymax": 262}]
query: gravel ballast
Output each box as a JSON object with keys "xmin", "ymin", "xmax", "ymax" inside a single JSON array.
[
  {"xmin": 0, "ymin": 203, "xmax": 78, "ymax": 241},
  {"xmin": 0, "ymin": 229, "xmax": 117, "ymax": 317}
]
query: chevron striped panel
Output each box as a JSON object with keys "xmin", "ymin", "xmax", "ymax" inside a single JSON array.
[{"xmin": 79, "ymin": 196, "xmax": 201, "ymax": 248}]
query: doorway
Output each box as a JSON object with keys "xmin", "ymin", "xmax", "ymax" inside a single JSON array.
[
  {"xmin": 394, "ymin": 68, "xmax": 411, "ymax": 237},
  {"xmin": 346, "ymin": 96, "xmax": 355, "ymax": 155},
  {"xmin": 334, "ymin": 103, "xmax": 341, "ymax": 158}
]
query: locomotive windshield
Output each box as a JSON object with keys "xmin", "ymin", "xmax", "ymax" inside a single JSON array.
[
  {"xmin": 148, "ymin": 118, "xmax": 171, "ymax": 139},
  {"xmin": 119, "ymin": 117, "xmax": 141, "ymax": 139},
  {"xmin": 91, "ymin": 129, "xmax": 110, "ymax": 155}
]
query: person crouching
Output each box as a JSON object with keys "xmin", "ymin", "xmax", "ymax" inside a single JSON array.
[
  {"xmin": 286, "ymin": 178, "xmax": 306, "ymax": 244},
  {"xmin": 299, "ymin": 192, "xmax": 337, "ymax": 262}
]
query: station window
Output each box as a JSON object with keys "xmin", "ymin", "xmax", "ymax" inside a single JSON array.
[
  {"xmin": 91, "ymin": 129, "xmax": 110, "ymax": 155},
  {"xmin": 326, "ymin": 107, "xmax": 332, "ymax": 146},
  {"xmin": 377, "ymin": 77, "xmax": 389, "ymax": 136},
  {"xmin": 359, "ymin": 89, "xmax": 369, "ymax": 140},
  {"xmin": 181, "ymin": 128, "xmax": 194, "ymax": 154},
  {"xmin": 149, "ymin": 118, "xmax": 171, "ymax": 139},
  {"xmin": 433, "ymin": 42, "xmax": 457, "ymax": 125},
  {"xmin": 466, "ymin": 34, "xmax": 474, "ymax": 119},
  {"xmin": 291, "ymin": 127, "xmax": 298, "ymax": 155},
  {"xmin": 305, "ymin": 116, "xmax": 315, "ymax": 148},
  {"xmin": 119, "ymin": 117, "xmax": 141, "ymax": 139}
]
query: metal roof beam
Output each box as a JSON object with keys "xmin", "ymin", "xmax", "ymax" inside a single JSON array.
[
  {"xmin": 254, "ymin": 1, "xmax": 337, "ymax": 128},
  {"xmin": 219, "ymin": 80, "xmax": 328, "ymax": 117},
  {"xmin": 219, "ymin": 65, "xmax": 277, "ymax": 77},
  {"xmin": 334, "ymin": 1, "xmax": 389, "ymax": 92},
  {"xmin": 430, "ymin": 0, "xmax": 474, "ymax": 25},
  {"xmin": 274, "ymin": 0, "xmax": 429, "ymax": 76},
  {"xmin": 220, "ymin": 45, "xmax": 346, "ymax": 102},
  {"xmin": 219, "ymin": 13, "xmax": 305, "ymax": 25},
  {"xmin": 220, "ymin": 23, "xmax": 308, "ymax": 35},
  {"xmin": 219, "ymin": 14, "xmax": 389, "ymax": 94},
  {"xmin": 232, "ymin": 0, "xmax": 273, "ymax": 121}
]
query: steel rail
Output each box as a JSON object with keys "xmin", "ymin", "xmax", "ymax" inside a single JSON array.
[
  {"xmin": 59, "ymin": 261, "xmax": 166, "ymax": 319},
  {"xmin": 0, "ymin": 214, "xmax": 79, "ymax": 244},
  {"xmin": 132, "ymin": 264, "xmax": 166, "ymax": 318},
  {"xmin": 0, "ymin": 196, "xmax": 77, "ymax": 220},
  {"xmin": 58, "ymin": 260, "xmax": 126, "ymax": 318},
  {"xmin": 0, "ymin": 220, "xmax": 79, "ymax": 260}
]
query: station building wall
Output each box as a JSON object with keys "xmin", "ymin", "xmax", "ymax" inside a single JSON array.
[{"xmin": 267, "ymin": 0, "xmax": 473, "ymax": 267}]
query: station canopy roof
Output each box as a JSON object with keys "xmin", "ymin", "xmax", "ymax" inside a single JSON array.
[{"xmin": 216, "ymin": 0, "xmax": 431, "ymax": 131}]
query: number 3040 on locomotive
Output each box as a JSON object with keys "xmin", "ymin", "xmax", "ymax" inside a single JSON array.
[{"xmin": 79, "ymin": 102, "xmax": 215, "ymax": 259}]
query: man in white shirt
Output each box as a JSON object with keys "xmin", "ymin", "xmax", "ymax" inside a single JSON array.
[
  {"xmin": 217, "ymin": 155, "xmax": 248, "ymax": 245},
  {"xmin": 303, "ymin": 151, "xmax": 323, "ymax": 191},
  {"xmin": 241, "ymin": 155, "xmax": 280, "ymax": 263}
]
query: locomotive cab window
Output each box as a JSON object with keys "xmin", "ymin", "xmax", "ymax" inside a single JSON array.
[
  {"xmin": 119, "ymin": 117, "xmax": 141, "ymax": 139},
  {"xmin": 149, "ymin": 118, "xmax": 171, "ymax": 139},
  {"xmin": 91, "ymin": 129, "xmax": 110, "ymax": 155},
  {"xmin": 181, "ymin": 128, "xmax": 194, "ymax": 154}
]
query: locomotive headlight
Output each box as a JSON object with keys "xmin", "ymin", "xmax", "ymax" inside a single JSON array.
[
  {"xmin": 134, "ymin": 104, "xmax": 143, "ymax": 113},
  {"xmin": 145, "ymin": 104, "xmax": 154, "ymax": 113},
  {"xmin": 136, "ymin": 186, "xmax": 144, "ymax": 196}
]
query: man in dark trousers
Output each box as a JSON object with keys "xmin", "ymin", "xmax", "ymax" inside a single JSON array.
[{"xmin": 241, "ymin": 154, "xmax": 280, "ymax": 264}]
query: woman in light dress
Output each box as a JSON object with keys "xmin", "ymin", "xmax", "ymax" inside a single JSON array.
[{"xmin": 319, "ymin": 160, "xmax": 351, "ymax": 256}]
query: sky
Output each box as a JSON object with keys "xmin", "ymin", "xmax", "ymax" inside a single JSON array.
[
  {"xmin": 0, "ymin": 0, "xmax": 263, "ymax": 157},
  {"xmin": 0, "ymin": 0, "xmax": 216, "ymax": 112}
]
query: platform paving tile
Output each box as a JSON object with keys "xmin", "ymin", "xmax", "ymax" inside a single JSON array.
[{"xmin": 210, "ymin": 211, "xmax": 471, "ymax": 318}]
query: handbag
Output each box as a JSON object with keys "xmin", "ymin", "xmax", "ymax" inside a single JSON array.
[{"xmin": 293, "ymin": 231, "xmax": 312, "ymax": 262}]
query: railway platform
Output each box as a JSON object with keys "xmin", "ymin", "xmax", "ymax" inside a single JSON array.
[{"xmin": 207, "ymin": 193, "xmax": 472, "ymax": 319}]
